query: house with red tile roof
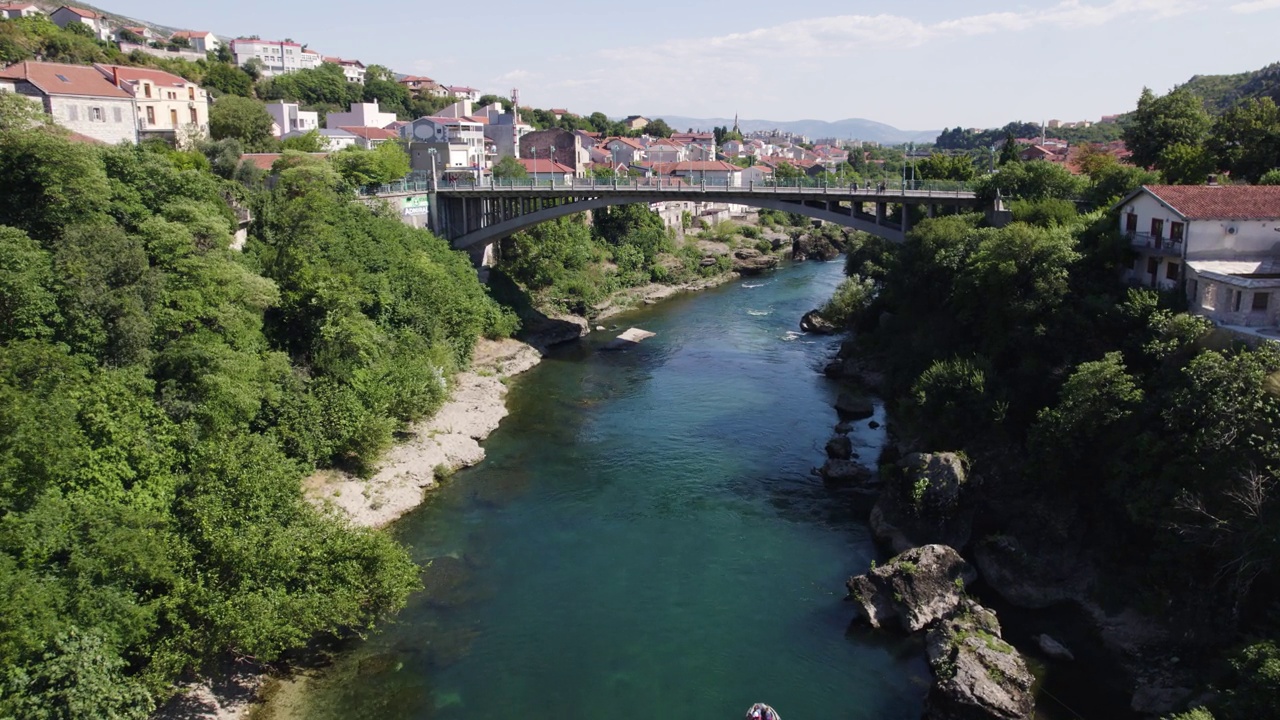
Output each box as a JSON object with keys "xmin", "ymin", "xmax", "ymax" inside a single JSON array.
[
  {"xmin": 1116, "ymin": 183, "xmax": 1280, "ymax": 331},
  {"xmin": 444, "ymin": 85, "xmax": 480, "ymax": 102},
  {"xmin": 323, "ymin": 56, "xmax": 366, "ymax": 84},
  {"xmin": 95, "ymin": 63, "xmax": 210, "ymax": 143},
  {"xmin": 339, "ymin": 126, "xmax": 399, "ymax": 149},
  {"xmin": 0, "ymin": 3, "xmax": 41, "ymax": 18},
  {"xmin": 49, "ymin": 6, "xmax": 111, "ymax": 41},
  {"xmin": 645, "ymin": 137, "xmax": 686, "ymax": 164},
  {"xmin": 169, "ymin": 30, "xmax": 220, "ymax": 53},
  {"xmin": 659, "ymin": 160, "xmax": 743, "ymax": 187},
  {"xmin": 603, "ymin": 136, "xmax": 646, "ymax": 165},
  {"xmin": 518, "ymin": 157, "xmax": 575, "ymax": 183},
  {"xmin": 0, "ymin": 61, "xmax": 137, "ymax": 143},
  {"xmin": 114, "ymin": 25, "xmax": 156, "ymax": 43}
]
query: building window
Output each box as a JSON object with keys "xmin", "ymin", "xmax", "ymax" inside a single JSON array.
[
  {"xmin": 146, "ymin": 106, "xmax": 155, "ymax": 124},
  {"xmin": 1253, "ymin": 292, "xmax": 1270, "ymax": 312},
  {"xmin": 1147, "ymin": 257, "xmax": 1158, "ymax": 276},
  {"xmin": 90, "ymin": 106, "xmax": 103, "ymax": 121},
  {"xmin": 188, "ymin": 87, "xmax": 195, "ymax": 100},
  {"xmin": 1170, "ymin": 221, "xmax": 1185, "ymax": 243},
  {"xmin": 1165, "ymin": 262, "xmax": 1179, "ymax": 280},
  {"xmin": 1233, "ymin": 289, "xmax": 1243, "ymax": 312},
  {"xmin": 190, "ymin": 108, "xmax": 198, "ymax": 124},
  {"xmin": 1150, "ymin": 218, "xmax": 1164, "ymax": 239},
  {"xmin": 144, "ymin": 83, "xmax": 151, "ymax": 99}
]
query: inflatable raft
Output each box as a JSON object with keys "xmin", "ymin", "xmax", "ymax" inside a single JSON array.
[{"xmin": 745, "ymin": 702, "xmax": 780, "ymax": 720}]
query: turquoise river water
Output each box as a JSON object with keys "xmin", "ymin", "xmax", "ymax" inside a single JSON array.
[{"xmin": 275, "ymin": 259, "xmax": 937, "ymax": 719}]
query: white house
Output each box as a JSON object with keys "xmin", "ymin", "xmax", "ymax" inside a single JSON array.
[
  {"xmin": 339, "ymin": 126, "xmax": 399, "ymax": 149},
  {"xmin": 49, "ymin": 6, "xmax": 111, "ymax": 41},
  {"xmin": 324, "ymin": 101, "xmax": 396, "ymax": 130},
  {"xmin": 169, "ymin": 31, "xmax": 220, "ymax": 54},
  {"xmin": 265, "ymin": 100, "xmax": 318, "ymax": 137},
  {"xmin": 0, "ymin": 61, "xmax": 138, "ymax": 144},
  {"xmin": 314, "ymin": 128, "xmax": 357, "ymax": 150},
  {"xmin": 603, "ymin": 136, "xmax": 645, "ymax": 165},
  {"xmin": 0, "ymin": 3, "xmax": 42, "ymax": 18},
  {"xmin": 739, "ymin": 165, "xmax": 773, "ymax": 186},
  {"xmin": 230, "ymin": 38, "xmax": 322, "ymax": 77},
  {"xmin": 444, "ymin": 85, "xmax": 480, "ymax": 102},
  {"xmin": 324, "ymin": 56, "xmax": 366, "ymax": 84},
  {"xmin": 518, "ymin": 158, "xmax": 574, "ymax": 184},
  {"xmin": 645, "ymin": 137, "xmax": 686, "ymax": 164},
  {"xmin": 668, "ymin": 160, "xmax": 742, "ymax": 187},
  {"xmin": 115, "ymin": 25, "xmax": 156, "ymax": 44},
  {"xmin": 95, "ymin": 64, "xmax": 209, "ymax": 144},
  {"xmin": 1116, "ymin": 184, "xmax": 1280, "ymax": 329}
]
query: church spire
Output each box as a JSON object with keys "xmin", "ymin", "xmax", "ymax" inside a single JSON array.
[{"xmin": 732, "ymin": 113, "xmax": 740, "ymax": 135}]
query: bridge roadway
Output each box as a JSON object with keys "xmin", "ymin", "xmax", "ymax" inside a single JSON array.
[{"xmin": 371, "ymin": 179, "xmax": 984, "ymax": 252}]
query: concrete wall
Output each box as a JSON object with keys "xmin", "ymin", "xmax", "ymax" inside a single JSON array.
[
  {"xmin": 521, "ymin": 129, "xmax": 587, "ymax": 176},
  {"xmin": 118, "ymin": 42, "xmax": 207, "ymax": 63}
]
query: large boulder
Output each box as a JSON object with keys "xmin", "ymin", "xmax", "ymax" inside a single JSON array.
[
  {"xmin": 870, "ymin": 452, "xmax": 973, "ymax": 554},
  {"xmin": 924, "ymin": 600, "xmax": 1036, "ymax": 720},
  {"xmin": 800, "ymin": 309, "xmax": 837, "ymax": 334},
  {"xmin": 731, "ymin": 248, "xmax": 779, "ymax": 275},
  {"xmin": 792, "ymin": 234, "xmax": 841, "ymax": 261},
  {"xmin": 846, "ymin": 545, "xmax": 976, "ymax": 633},
  {"xmin": 834, "ymin": 392, "xmax": 874, "ymax": 420},
  {"xmin": 825, "ymin": 435, "xmax": 854, "ymax": 460}
]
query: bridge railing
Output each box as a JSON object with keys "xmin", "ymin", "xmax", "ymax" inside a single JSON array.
[{"xmin": 362, "ymin": 175, "xmax": 977, "ymax": 197}]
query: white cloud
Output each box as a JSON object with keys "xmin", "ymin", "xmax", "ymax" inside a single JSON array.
[
  {"xmin": 494, "ymin": 69, "xmax": 533, "ymax": 83},
  {"xmin": 1230, "ymin": 0, "xmax": 1280, "ymax": 12}
]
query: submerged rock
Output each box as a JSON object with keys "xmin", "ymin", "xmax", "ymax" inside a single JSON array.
[
  {"xmin": 825, "ymin": 435, "xmax": 854, "ymax": 460},
  {"xmin": 924, "ymin": 600, "xmax": 1036, "ymax": 720},
  {"xmin": 845, "ymin": 545, "xmax": 976, "ymax": 633},
  {"xmin": 817, "ymin": 459, "xmax": 874, "ymax": 487}
]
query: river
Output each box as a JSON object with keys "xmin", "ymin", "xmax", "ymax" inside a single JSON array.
[{"xmin": 264, "ymin": 259, "xmax": 932, "ymax": 720}]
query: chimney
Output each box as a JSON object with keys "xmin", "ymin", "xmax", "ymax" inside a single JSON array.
[
  {"xmin": 112, "ymin": 65, "xmax": 118, "ymax": 87},
  {"xmin": 1207, "ymin": 174, "xmax": 1218, "ymax": 186}
]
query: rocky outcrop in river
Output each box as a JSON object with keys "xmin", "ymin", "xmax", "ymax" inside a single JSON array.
[{"xmin": 846, "ymin": 546, "xmax": 1035, "ymax": 720}]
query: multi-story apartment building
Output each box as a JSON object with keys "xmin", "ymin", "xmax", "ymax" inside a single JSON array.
[
  {"xmin": 229, "ymin": 38, "xmax": 321, "ymax": 77},
  {"xmin": 0, "ymin": 61, "xmax": 138, "ymax": 144}
]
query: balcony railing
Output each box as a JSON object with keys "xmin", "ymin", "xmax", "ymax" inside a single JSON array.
[{"xmin": 1129, "ymin": 232, "xmax": 1183, "ymax": 254}]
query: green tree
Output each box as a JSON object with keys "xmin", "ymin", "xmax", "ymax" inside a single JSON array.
[
  {"xmin": 201, "ymin": 62, "xmax": 254, "ymax": 97},
  {"xmin": 1209, "ymin": 97, "xmax": 1280, "ymax": 183},
  {"xmin": 998, "ymin": 131, "xmax": 1021, "ymax": 166},
  {"xmin": 916, "ymin": 153, "xmax": 976, "ymax": 181},
  {"xmin": 774, "ymin": 161, "xmax": 803, "ymax": 180},
  {"xmin": 0, "ymin": 226, "xmax": 59, "ymax": 341},
  {"xmin": 208, "ymin": 96, "xmax": 276, "ymax": 151},
  {"xmin": 491, "ymin": 155, "xmax": 527, "ymax": 180},
  {"xmin": 1157, "ymin": 142, "xmax": 1214, "ymax": 185},
  {"xmin": 974, "ymin": 160, "xmax": 1085, "ymax": 204},
  {"xmin": 281, "ymin": 129, "xmax": 327, "ymax": 152},
  {"xmin": 642, "ymin": 118, "xmax": 673, "ymax": 138},
  {"xmin": 1259, "ymin": 168, "xmax": 1280, "ymax": 185},
  {"xmin": 329, "ymin": 142, "xmax": 410, "ymax": 187},
  {"xmin": 1123, "ymin": 87, "xmax": 1212, "ymax": 169}
]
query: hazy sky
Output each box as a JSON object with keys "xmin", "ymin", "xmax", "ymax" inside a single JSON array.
[{"xmin": 101, "ymin": 0, "xmax": 1280, "ymax": 130}]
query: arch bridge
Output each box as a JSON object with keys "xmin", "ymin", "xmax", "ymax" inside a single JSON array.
[{"xmin": 370, "ymin": 179, "xmax": 987, "ymax": 257}]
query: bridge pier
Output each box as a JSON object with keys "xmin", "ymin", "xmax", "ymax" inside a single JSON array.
[
  {"xmin": 876, "ymin": 202, "xmax": 887, "ymax": 227},
  {"xmin": 901, "ymin": 204, "xmax": 912, "ymax": 234}
]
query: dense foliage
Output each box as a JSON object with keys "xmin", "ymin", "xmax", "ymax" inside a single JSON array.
[
  {"xmin": 0, "ymin": 95, "xmax": 513, "ymax": 716},
  {"xmin": 836, "ymin": 204, "xmax": 1280, "ymax": 718}
]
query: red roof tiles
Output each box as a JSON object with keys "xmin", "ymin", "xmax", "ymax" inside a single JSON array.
[
  {"xmin": 0, "ymin": 61, "xmax": 131, "ymax": 98},
  {"xmin": 1142, "ymin": 185, "xmax": 1280, "ymax": 221},
  {"xmin": 518, "ymin": 158, "xmax": 574, "ymax": 174},
  {"xmin": 94, "ymin": 63, "xmax": 191, "ymax": 88},
  {"xmin": 338, "ymin": 126, "xmax": 397, "ymax": 141}
]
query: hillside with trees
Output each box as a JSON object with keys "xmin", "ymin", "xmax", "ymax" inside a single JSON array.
[{"xmin": 0, "ymin": 91, "xmax": 514, "ymax": 718}]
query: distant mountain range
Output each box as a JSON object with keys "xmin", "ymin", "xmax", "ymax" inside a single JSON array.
[{"xmin": 652, "ymin": 115, "xmax": 940, "ymax": 145}]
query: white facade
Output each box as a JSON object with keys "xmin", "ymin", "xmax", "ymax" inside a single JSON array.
[
  {"xmin": 49, "ymin": 6, "xmax": 111, "ymax": 41},
  {"xmin": 324, "ymin": 58, "xmax": 366, "ymax": 84},
  {"xmin": 403, "ymin": 116, "xmax": 488, "ymax": 172},
  {"xmin": 324, "ymin": 102, "xmax": 396, "ymax": 130},
  {"xmin": 98, "ymin": 64, "xmax": 210, "ymax": 144},
  {"xmin": 1117, "ymin": 186, "xmax": 1280, "ymax": 329},
  {"xmin": 0, "ymin": 61, "xmax": 138, "ymax": 144},
  {"xmin": 604, "ymin": 138, "xmax": 644, "ymax": 165},
  {"xmin": 171, "ymin": 31, "xmax": 220, "ymax": 54},
  {"xmin": 0, "ymin": 4, "xmax": 42, "ymax": 18},
  {"xmin": 230, "ymin": 39, "xmax": 322, "ymax": 77},
  {"xmin": 265, "ymin": 101, "xmax": 319, "ymax": 137}
]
